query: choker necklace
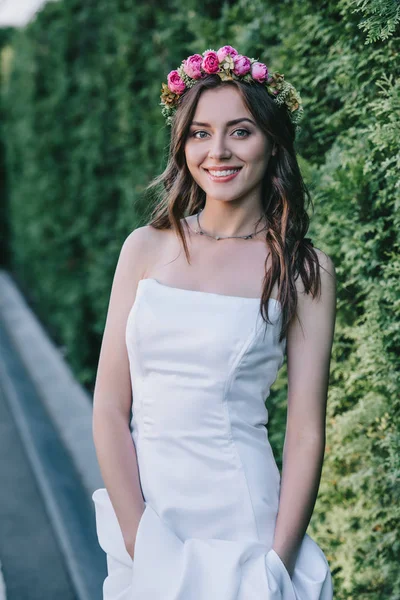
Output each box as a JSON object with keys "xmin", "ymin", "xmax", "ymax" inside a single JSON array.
[{"xmin": 194, "ymin": 208, "xmax": 268, "ymax": 241}]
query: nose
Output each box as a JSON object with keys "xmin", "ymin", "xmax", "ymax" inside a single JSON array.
[{"xmin": 208, "ymin": 132, "xmax": 232, "ymax": 160}]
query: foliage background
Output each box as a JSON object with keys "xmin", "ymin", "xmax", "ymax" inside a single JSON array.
[{"xmin": 0, "ymin": 1, "xmax": 399, "ymax": 597}]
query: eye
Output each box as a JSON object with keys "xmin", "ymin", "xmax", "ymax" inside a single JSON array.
[
  {"xmin": 191, "ymin": 130, "xmax": 208, "ymax": 139},
  {"xmin": 190, "ymin": 128, "xmax": 251, "ymax": 139},
  {"xmin": 232, "ymin": 128, "xmax": 251, "ymax": 138}
]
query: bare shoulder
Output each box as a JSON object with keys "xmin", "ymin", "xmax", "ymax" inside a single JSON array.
[
  {"xmin": 295, "ymin": 246, "xmax": 336, "ymax": 305},
  {"xmin": 312, "ymin": 247, "xmax": 336, "ymax": 297},
  {"xmin": 288, "ymin": 247, "xmax": 337, "ymax": 355},
  {"xmin": 121, "ymin": 224, "xmax": 163, "ymax": 278},
  {"xmin": 313, "ymin": 247, "xmax": 336, "ymax": 281},
  {"xmin": 122, "ymin": 224, "xmax": 156, "ymax": 254},
  {"xmin": 313, "ymin": 247, "xmax": 336, "ymax": 303}
]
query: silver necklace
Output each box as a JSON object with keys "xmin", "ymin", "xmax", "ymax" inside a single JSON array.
[{"xmin": 194, "ymin": 208, "xmax": 269, "ymax": 241}]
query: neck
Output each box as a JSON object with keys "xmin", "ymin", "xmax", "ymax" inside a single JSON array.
[{"xmin": 196, "ymin": 206, "xmax": 267, "ymax": 239}]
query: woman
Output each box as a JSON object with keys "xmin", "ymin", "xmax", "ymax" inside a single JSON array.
[{"xmin": 92, "ymin": 45, "xmax": 336, "ymax": 599}]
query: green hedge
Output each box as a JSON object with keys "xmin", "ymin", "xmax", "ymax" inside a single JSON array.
[{"xmin": 1, "ymin": 1, "xmax": 399, "ymax": 597}]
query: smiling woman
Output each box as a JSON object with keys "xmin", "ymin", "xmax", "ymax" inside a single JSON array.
[
  {"xmin": 91, "ymin": 45, "xmax": 336, "ymax": 600},
  {"xmin": 185, "ymin": 90, "xmax": 274, "ymax": 211}
]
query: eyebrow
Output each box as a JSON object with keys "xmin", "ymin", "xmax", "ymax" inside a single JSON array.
[{"xmin": 190, "ymin": 118, "xmax": 256, "ymax": 127}]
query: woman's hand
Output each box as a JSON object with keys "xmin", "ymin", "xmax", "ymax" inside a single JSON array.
[
  {"xmin": 123, "ymin": 504, "xmax": 146, "ymax": 561},
  {"xmin": 273, "ymin": 547, "xmax": 296, "ymax": 579}
]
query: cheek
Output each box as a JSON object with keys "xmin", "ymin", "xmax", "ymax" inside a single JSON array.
[
  {"xmin": 247, "ymin": 137, "xmax": 269, "ymax": 159},
  {"xmin": 249, "ymin": 144, "xmax": 271, "ymax": 173},
  {"xmin": 184, "ymin": 149, "xmax": 203, "ymax": 182},
  {"xmin": 185, "ymin": 143, "xmax": 204, "ymax": 167}
]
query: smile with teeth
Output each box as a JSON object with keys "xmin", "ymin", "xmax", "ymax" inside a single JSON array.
[{"xmin": 207, "ymin": 168, "xmax": 240, "ymax": 177}]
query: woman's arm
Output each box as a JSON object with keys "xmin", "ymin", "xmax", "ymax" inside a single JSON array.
[
  {"xmin": 92, "ymin": 227, "xmax": 150, "ymax": 560},
  {"xmin": 272, "ymin": 249, "xmax": 337, "ymax": 577}
]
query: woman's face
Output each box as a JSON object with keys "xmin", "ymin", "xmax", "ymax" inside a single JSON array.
[{"xmin": 184, "ymin": 85, "xmax": 273, "ymax": 206}]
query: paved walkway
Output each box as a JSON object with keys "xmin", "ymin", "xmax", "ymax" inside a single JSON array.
[
  {"xmin": 0, "ymin": 270, "xmax": 106, "ymax": 599},
  {"xmin": 0, "ymin": 319, "xmax": 77, "ymax": 599}
]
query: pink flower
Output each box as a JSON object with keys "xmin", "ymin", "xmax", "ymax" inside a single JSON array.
[
  {"xmin": 251, "ymin": 61, "xmax": 268, "ymax": 83},
  {"xmin": 201, "ymin": 51, "xmax": 220, "ymax": 74},
  {"xmin": 167, "ymin": 70, "xmax": 186, "ymax": 94},
  {"xmin": 217, "ymin": 45, "xmax": 239, "ymax": 62},
  {"xmin": 233, "ymin": 54, "xmax": 251, "ymax": 76},
  {"xmin": 183, "ymin": 54, "xmax": 203, "ymax": 79}
]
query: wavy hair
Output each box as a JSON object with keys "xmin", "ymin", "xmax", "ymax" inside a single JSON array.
[{"xmin": 144, "ymin": 74, "xmax": 322, "ymax": 343}]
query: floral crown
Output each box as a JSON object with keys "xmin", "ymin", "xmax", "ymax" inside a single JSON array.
[{"xmin": 160, "ymin": 45, "xmax": 303, "ymax": 130}]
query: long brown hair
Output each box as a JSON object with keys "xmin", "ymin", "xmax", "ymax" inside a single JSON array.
[{"xmin": 144, "ymin": 74, "xmax": 322, "ymax": 343}]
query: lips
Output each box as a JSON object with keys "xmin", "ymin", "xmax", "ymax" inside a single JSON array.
[
  {"xmin": 204, "ymin": 167, "xmax": 242, "ymax": 171},
  {"xmin": 204, "ymin": 167, "xmax": 242, "ymax": 183}
]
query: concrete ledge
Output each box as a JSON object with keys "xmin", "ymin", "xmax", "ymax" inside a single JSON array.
[
  {"xmin": 0, "ymin": 269, "xmax": 103, "ymax": 498},
  {"xmin": 0, "ymin": 559, "xmax": 6, "ymax": 600}
]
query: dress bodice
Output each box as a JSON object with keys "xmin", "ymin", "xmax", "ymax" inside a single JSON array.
[{"xmin": 125, "ymin": 277, "xmax": 286, "ymax": 451}]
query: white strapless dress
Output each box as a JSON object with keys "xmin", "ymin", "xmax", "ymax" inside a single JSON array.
[{"xmin": 92, "ymin": 277, "xmax": 333, "ymax": 599}]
